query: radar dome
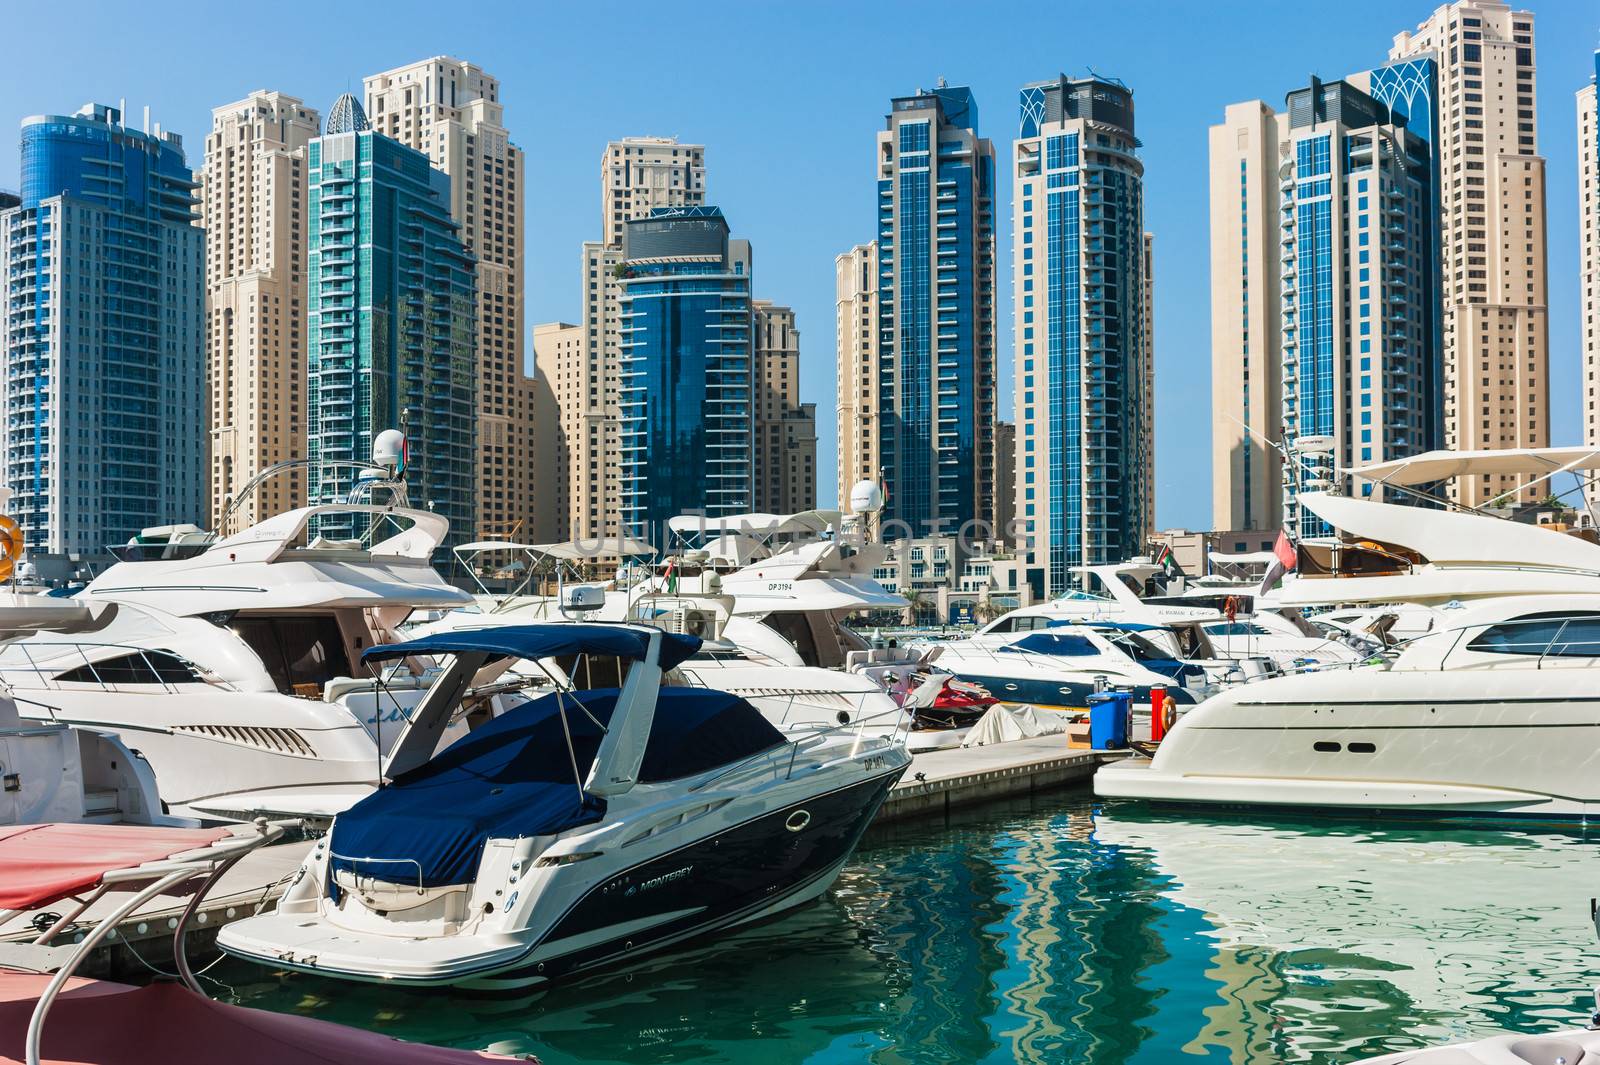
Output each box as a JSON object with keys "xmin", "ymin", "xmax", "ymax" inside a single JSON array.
[{"xmin": 849, "ymin": 480, "xmax": 884, "ymax": 515}]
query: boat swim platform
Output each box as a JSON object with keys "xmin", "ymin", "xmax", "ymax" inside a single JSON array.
[
  {"xmin": 879, "ymin": 738, "xmax": 1127, "ymax": 824},
  {"xmin": 0, "ymin": 839, "xmax": 313, "ymax": 978}
]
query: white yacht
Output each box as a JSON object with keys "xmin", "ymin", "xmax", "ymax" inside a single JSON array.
[
  {"xmin": 420, "ymin": 515, "xmax": 925, "ymax": 746},
  {"xmin": 0, "ymin": 593, "xmax": 179, "ymax": 826},
  {"xmin": 0, "ymin": 503, "xmax": 472, "ymax": 822},
  {"xmin": 1097, "ymin": 482, "xmax": 1600, "ymax": 819},
  {"xmin": 926, "ymin": 622, "xmax": 1207, "ymax": 714},
  {"xmin": 218, "ymin": 623, "xmax": 910, "ymax": 989}
]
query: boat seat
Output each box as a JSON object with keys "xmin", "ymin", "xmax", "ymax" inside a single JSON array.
[{"xmin": 328, "ymin": 687, "xmax": 785, "ymax": 890}]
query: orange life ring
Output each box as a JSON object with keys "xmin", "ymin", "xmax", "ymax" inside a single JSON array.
[
  {"xmin": 0, "ymin": 515, "xmax": 21, "ymax": 582},
  {"xmin": 1162, "ymin": 696, "xmax": 1178, "ymax": 735}
]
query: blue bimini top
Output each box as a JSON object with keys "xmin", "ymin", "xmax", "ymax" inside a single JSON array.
[
  {"xmin": 328, "ymin": 686, "xmax": 787, "ymax": 889},
  {"xmin": 361, "ymin": 623, "xmax": 703, "ymax": 671}
]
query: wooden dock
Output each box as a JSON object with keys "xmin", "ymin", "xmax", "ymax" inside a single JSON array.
[
  {"xmin": 0, "ymin": 839, "xmax": 313, "ymax": 977},
  {"xmin": 879, "ymin": 736, "xmax": 1120, "ymax": 823}
]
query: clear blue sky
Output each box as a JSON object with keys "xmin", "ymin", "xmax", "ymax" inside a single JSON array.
[{"xmin": 2, "ymin": 1, "xmax": 1595, "ymax": 529}]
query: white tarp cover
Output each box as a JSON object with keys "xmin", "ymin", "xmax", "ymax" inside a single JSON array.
[{"xmin": 963, "ymin": 703, "xmax": 1050, "ymax": 747}]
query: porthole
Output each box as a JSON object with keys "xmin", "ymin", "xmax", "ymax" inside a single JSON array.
[
  {"xmin": 1313, "ymin": 741, "xmax": 1342, "ymax": 753},
  {"xmin": 1348, "ymin": 742, "xmax": 1377, "ymax": 754}
]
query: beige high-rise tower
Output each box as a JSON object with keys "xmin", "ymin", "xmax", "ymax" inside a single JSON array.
[
  {"xmin": 1391, "ymin": 1, "xmax": 1549, "ymax": 507},
  {"xmin": 752, "ymin": 301, "xmax": 817, "ymax": 514},
  {"xmin": 199, "ymin": 91, "xmax": 320, "ymax": 532},
  {"xmin": 1581, "ymin": 56, "xmax": 1598, "ymax": 469},
  {"xmin": 532, "ymin": 321, "xmax": 583, "ymax": 540},
  {"xmin": 834, "ymin": 242, "xmax": 877, "ymax": 511},
  {"xmin": 364, "ymin": 58, "xmax": 530, "ymax": 537},
  {"xmin": 1208, "ymin": 100, "xmax": 1284, "ymax": 532},
  {"xmin": 601, "ymin": 138, "xmax": 705, "ymax": 247},
  {"xmin": 556, "ymin": 138, "xmax": 707, "ymax": 543}
]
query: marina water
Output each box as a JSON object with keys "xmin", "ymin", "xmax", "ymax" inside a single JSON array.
[{"xmin": 218, "ymin": 790, "xmax": 1600, "ymax": 1063}]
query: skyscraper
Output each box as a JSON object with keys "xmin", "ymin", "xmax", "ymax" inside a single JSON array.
[
  {"xmin": 834, "ymin": 242, "xmax": 878, "ymax": 508},
  {"xmin": 0, "ymin": 103, "xmax": 204, "ymax": 554},
  {"xmin": 557, "ymin": 137, "xmax": 709, "ymax": 543},
  {"xmin": 1278, "ymin": 75, "xmax": 1440, "ymax": 535},
  {"xmin": 1013, "ymin": 75, "xmax": 1149, "ymax": 597},
  {"xmin": 304, "ymin": 94, "xmax": 476, "ymax": 544},
  {"xmin": 601, "ymin": 138, "xmax": 705, "ymax": 247},
  {"xmin": 617, "ymin": 206, "xmax": 752, "ymax": 539},
  {"xmin": 875, "ymin": 83, "xmax": 996, "ymax": 538},
  {"xmin": 1209, "ymin": 101, "xmax": 1285, "ymax": 532},
  {"xmin": 1140, "ymin": 232, "xmax": 1157, "ymax": 538},
  {"xmin": 1581, "ymin": 50, "xmax": 1599, "ymax": 470},
  {"xmin": 752, "ymin": 300, "xmax": 817, "ymax": 514},
  {"xmin": 363, "ymin": 58, "xmax": 528, "ymax": 538},
  {"xmin": 200, "ymin": 91, "xmax": 319, "ymax": 532},
  {"xmin": 532, "ymin": 320, "xmax": 582, "ymax": 537},
  {"xmin": 1391, "ymin": 1, "xmax": 1548, "ymax": 507}
]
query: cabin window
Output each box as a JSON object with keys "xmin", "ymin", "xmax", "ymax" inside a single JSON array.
[
  {"xmin": 56, "ymin": 650, "xmax": 202, "ymax": 686},
  {"xmin": 1467, "ymin": 612, "xmax": 1600, "ymax": 658},
  {"xmin": 231, "ymin": 615, "xmax": 354, "ymax": 696}
]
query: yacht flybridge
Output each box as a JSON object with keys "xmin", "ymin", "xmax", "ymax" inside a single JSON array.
[
  {"xmin": 1097, "ymin": 470, "xmax": 1600, "ymax": 819},
  {"xmin": 0, "ymin": 502, "xmax": 473, "ymax": 822},
  {"xmin": 217, "ymin": 623, "xmax": 910, "ymax": 989}
]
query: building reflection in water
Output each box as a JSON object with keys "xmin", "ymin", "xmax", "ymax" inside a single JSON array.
[{"xmin": 215, "ymin": 794, "xmax": 1600, "ymax": 1065}]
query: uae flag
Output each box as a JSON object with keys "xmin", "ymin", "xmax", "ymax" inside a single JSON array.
[{"xmin": 1257, "ymin": 528, "xmax": 1298, "ymax": 594}]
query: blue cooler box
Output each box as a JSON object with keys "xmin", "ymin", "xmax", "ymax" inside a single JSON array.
[{"xmin": 1088, "ymin": 691, "xmax": 1132, "ymax": 750}]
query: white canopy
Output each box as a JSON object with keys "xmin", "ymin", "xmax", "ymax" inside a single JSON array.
[
  {"xmin": 454, "ymin": 537, "xmax": 656, "ymax": 561},
  {"xmin": 1348, "ymin": 447, "xmax": 1600, "ymax": 488},
  {"xmin": 1209, "ymin": 550, "xmax": 1276, "ymax": 565},
  {"xmin": 666, "ymin": 510, "xmax": 842, "ymax": 537}
]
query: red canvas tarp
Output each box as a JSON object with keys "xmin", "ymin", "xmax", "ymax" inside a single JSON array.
[
  {"xmin": 0, "ymin": 823, "xmax": 231, "ymax": 910},
  {"xmin": 0, "ymin": 972, "xmax": 529, "ymax": 1064}
]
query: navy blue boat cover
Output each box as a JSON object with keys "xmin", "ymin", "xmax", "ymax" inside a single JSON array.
[
  {"xmin": 328, "ymin": 686, "xmax": 786, "ymax": 889},
  {"xmin": 361, "ymin": 624, "xmax": 703, "ymax": 671},
  {"xmin": 1000, "ymin": 632, "xmax": 1099, "ymax": 656}
]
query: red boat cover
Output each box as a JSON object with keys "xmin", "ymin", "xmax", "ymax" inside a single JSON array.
[
  {"xmin": 0, "ymin": 824, "xmax": 231, "ymax": 911},
  {"xmin": 0, "ymin": 972, "xmax": 527, "ymax": 1064}
]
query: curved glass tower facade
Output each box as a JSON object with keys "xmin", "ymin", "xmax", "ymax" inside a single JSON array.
[
  {"xmin": 617, "ymin": 206, "xmax": 753, "ymax": 540},
  {"xmin": 0, "ymin": 103, "xmax": 204, "ymax": 554},
  {"xmin": 305, "ymin": 123, "xmax": 477, "ymax": 546}
]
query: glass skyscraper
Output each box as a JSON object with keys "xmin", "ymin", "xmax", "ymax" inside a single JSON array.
[
  {"xmin": 0, "ymin": 103, "xmax": 204, "ymax": 555},
  {"xmin": 617, "ymin": 206, "xmax": 753, "ymax": 540},
  {"xmin": 1278, "ymin": 74, "xmax": 1440, "ymax": 536},
  {"xmin": 1013, "ymin": 76, "xmax": 1150, "ymax": 597},
  {"xmin": 875, "ymin": 83, "xmax": 996, "ymax": 538},
  {"xmin": 305, "ymin": 94, "xmax": 476, "ymax": 545}
]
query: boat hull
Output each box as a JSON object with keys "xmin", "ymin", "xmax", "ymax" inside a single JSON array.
[
  {"xmin": 222, "ymin": 766, "xmax": 906, "ymax": 989},
  {"xmin": 1095, "ymin": 666, "xmax": 1600, "ymax": 821}
]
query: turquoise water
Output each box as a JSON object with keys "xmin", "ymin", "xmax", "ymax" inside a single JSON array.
[{"xmin": 216, "ymin": 790, "xmax": 1600, "ymax": 1063}]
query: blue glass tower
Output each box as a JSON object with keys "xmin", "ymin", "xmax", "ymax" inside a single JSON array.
[
  {"xmin": 617, "ymin": 206, "xmax": 753, "ymax": 540},
  {"xmin": 875, "ymin": 84, "xmax": 997, "ymax": 539},
  {"xmin": 305, "ymin": 94, "xmax": 477, "ymax": 545},
  {"xmin": 0, "ymin": 104, "xmax": 204, "ymax": 554},
  {"xmin": 1278, "ymin": 76, "xmax": 1440, "ymax": 536},
  {"xmin": 1013, "ymin": 76, "xmax": 1149, "ymax": 597}
]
